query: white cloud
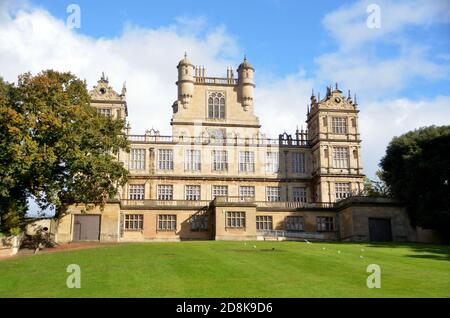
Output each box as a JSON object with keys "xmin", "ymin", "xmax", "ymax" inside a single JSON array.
[
  {"xmin": 0, "ymin": 3, "xmax": 240, "ymax": 135},
  {"xmin": 323, "ymin": 0, "xmax": 450, "ymax": 50},
  {"xmin": 317, "ymin": 0, "xmax": 450, "ymax": 100},
  {"xmin": 360, "ymin": 95, "xmax": 450, "ymax": 178}
]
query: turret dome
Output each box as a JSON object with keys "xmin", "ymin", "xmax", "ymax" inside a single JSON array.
[{"xmin": 238, "ymin": 56, "xmax": 254, "ymax": 70}]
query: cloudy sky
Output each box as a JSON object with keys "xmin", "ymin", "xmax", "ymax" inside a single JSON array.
[{"xmin": 1, "ymin": 0, "xmax": 449, "ymax": 181}]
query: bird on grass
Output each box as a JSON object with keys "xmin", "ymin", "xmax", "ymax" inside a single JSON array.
[{"xmin": 304, "ymin": 239, "xmax": 312, "ymax": 244}]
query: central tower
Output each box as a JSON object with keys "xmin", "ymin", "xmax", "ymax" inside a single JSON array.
[{"xmin": 171, "ymin": 54, "xmax": 261, "ymax": 139}]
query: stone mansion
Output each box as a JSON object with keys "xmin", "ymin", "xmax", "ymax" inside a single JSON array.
[{"xmin": 56, "ymin": 55, "xmax": 416, "ymax": 243}]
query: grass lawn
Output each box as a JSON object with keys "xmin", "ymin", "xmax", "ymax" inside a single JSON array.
[{"xmin": 0, "ymin": 241, "xmax": 449, "ymax": 298}]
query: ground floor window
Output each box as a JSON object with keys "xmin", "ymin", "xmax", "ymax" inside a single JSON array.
[
  {"xmin": 191, "ymin": 215, "xmax": 208, "ymax": 231},
  {"xmin": 124, "ymin": 214, "xmax": 143, "ymax": 230},
  {"xmin": 256, "ymin": 216, "xmax": 273, "ymax": 230},
  {"xmin": 316, "ymin": 216, "xmax": 334, "ymax": 232},
  {"xmin": 226, "ymin": 212, "xmax": 245, "ymax": 228},
  {"xmin": 158, "ymin": 214, "xmax": 176, "ymax": 231},
  {"xmin": 286, "ymin": 216, "xmax": 304, "ymax": 231}
]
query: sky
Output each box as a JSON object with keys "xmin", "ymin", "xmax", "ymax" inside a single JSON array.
[{"xmin": 1, "ymin": 0, "xmax": 449, "ymax": 189}]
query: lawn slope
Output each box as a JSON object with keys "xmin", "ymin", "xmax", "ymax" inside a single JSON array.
[{"xmin": 0, "ymin": 241, "xmax": 448, "ymax": 297}]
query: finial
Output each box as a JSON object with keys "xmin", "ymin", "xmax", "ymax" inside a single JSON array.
[
  {"xmin": 311, "ymin": 88, "xmax": 315, "ymax": 97},
  {"xmin": 318, "ymin": 92, "xmax": 320, "ymax": 101},
  {"xmin": 335, "ymin": 82, "xmax": 338, "ymax": 90},
  {"xmin": 244, "ymin": 55, "xmax": 247, "ymax": 61},
  {"xmin": 122, "ymin": 81, "xmax": 127, "ymax": 95},
  {"xmin": 354, "ymin": 93, "xmax": 358, "ymax": 105},
  {"xmin": 101, "ymin": 71, "xmax": 105, "ymax": 80},
  {"xmin": 348, "ymin": 89, "xmax": 351, "ymax": 99},
  {"xmin": 184, "ymin": 51, "xmax": 187, "ymax": 58}
]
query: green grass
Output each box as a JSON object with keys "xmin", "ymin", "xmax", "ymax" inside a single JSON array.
[{"xmin": 0, "ymin": 241, "xmax": 449, "ymax": 298}]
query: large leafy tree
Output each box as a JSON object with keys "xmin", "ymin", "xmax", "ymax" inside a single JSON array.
[
  {"xmin": 0, "ymin": 71, "xmax": 129, "ymax": 234},
  {"xmin": 379, "ymin": 125, "xmax": 450, "ymax": 239}
]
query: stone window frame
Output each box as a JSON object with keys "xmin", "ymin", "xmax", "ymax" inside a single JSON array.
[
  {"xmin": 256, "ymin": 215, "xmax": 273, "ymax": 231},
  {"xmin": 124, "ymin": 214, "xmax": 143, "ymax": 231},
  {"xmin": 157, "ymin": 184, "xmax": 173, "ymax": 201},
  {"xmin": 207, "ymin": 91, "xmax": 226, "ymax": 119},
  {"xmin": 129, "ymin": 148, "xmax": 146, "ymax": 170},
  {"xmin": 331, "ymin": 116, "xmax": 348, "ymax": 134},
  {"xmin": 185, "ymin": 185, "xmax": 201, "ymax": 201},
  {"xmin": 316, "ymin": 216, "xmax": 334, "ymax": 232},
  {"xmin": 226, "ymin": 211, "xmax": 246, "ymax": 228},
  {"xmin": 158, "ymin": 214, "xmax": 177, "ymax": 231},
  {"xmin": 157, "ymin": 149, "xmax": 174, "ymax": 171},
  {"xmin": 286, "ymin": 216, "xmax": 304, "ymax": 232},
  {"xmin": 128, "ymin": 184, "xmax": 145, "ymax": 200},
  {"xmin": 185, "ymin": 149, "xmax": 201, "ymax": 172},
  {"xmin": 333, "ymin": 146, "xmax": 350, "ymax": 169}
]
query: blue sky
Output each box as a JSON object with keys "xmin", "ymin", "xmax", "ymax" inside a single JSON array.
[
  {"xmin": 28, "ymin": 0, "xmax": 450, "ymax": 99},
  {"xmin": 1, "ymin": 0, "xmax": 449, "ymax": 215}
]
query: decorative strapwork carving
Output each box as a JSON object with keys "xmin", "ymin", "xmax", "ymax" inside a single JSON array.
[{"xmin": 89, "ymin": 73, "xmax": 126, "ymax": 102}]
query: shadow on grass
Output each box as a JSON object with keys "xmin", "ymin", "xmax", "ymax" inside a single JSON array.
[{"xmin": 365, "ymin": 242, "xmax": 450, "ymax": 262}]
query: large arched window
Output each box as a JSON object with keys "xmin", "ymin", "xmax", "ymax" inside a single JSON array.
[{"xmin": 208, "ymin": 92, "xmax": 225, "ymax": 119}]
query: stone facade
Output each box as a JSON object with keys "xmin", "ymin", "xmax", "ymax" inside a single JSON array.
[{"xmin": 56, "ymin": 56, "xmax": 420, "ymax": 243}]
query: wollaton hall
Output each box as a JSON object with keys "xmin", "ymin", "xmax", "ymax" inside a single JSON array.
[{"xmin": 56, "ymin": 55, "xmax": 419, "ymax": 243}]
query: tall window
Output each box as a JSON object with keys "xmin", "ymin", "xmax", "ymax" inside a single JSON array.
[
  {"xmin": 130, "ymin": 149, "xmax": 146, "ymax": 170},
  {"xmin": 317, "ymin": 217, "xmax": 334, "ymax": 232},
  {"xmin": 191, "ymin": 215, "xmax": 208, "ymax": 231},
  {"xmin": 185, "ymin": 150, "xmax": 201, "ymax": 171},
  {"xmin": 265, "ymin": 152, "xmax": 279, "ymax": 173},
  {"xmin": 185, "ymin": 185, "xmax": 201, "ymax": 201},
  {"xmin": 158, "ymin": 215, "xmax": 176, "ymax": 231},
  {"xmin": 286, "ymin": 216, "xmax": 304, "ymax": 231},
  {"xmin": 157, "ymin": 185, "xmax": 173, "ymax": 200},
  {"xmin": 333, "ymin": 147, "xmax": 349, "ymax": 168},
  {"xmin": 239, "ymin": 151, "xmax": 255, "ymax": 173},
  {"xmin": 266, "ymin": 186, "xmax": 280, "ymax": 202},
  {"xmin": 332, "ymin": 117, "xmax": 347, "ymax": 134},
  {"xmin": 212, "ymin": 185, "xmax": 228, "ymax": 198},
  {"xmin": 239, "ymin": 186, "xmax": 255, "ymax": 199},
  {"xmin": 124, "ymin": 214, "xmax": 143, "ymax": 230},
  {"xmin": 129, "ymin": 185, "xmax": 145, "ymax": 200},
  {"xmin": 208, "ymin": 92, "xmax": 225, "ymax": 119},
  {"xmin": 158, "ymin": 149, "xmax": 173, "ymax": 170},
  {"xmin": 292, "ymin": 152, "xmax": 306, "ymax": 173},
  {"xmin": 226, "ymin": 212, "xmax": 245, "ymax": 228},
  {"xmin": 335, "ymin": 182, "xmax": 351, "ymax": 200},
  {"xmin": 256, "ymin": 216, "xmax": 273, "ymax": 230},
  {"xmin": 212, "ymin": 150, "xmax": 228, "ymax": 172},
  {"xmin": 293, "ymin": 187, "xmax": 307, "ymax": 203}
]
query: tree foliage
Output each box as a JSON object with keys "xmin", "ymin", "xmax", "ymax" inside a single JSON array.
[
  {"xmin": 379, "ymin": 125, "xmax": 450, "ymax": 238},
  {"xmin": 0, "ymin": 71, "xmax": 129, "ymax": 234}
]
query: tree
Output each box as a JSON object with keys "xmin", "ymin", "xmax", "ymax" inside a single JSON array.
[
  {"xmin": 379, "ymin": 126, "xmax": 450, "ymax": 239},
  {"xmin": 0, "ymin": 71, "xmax": 129, "ymax": 234}
]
